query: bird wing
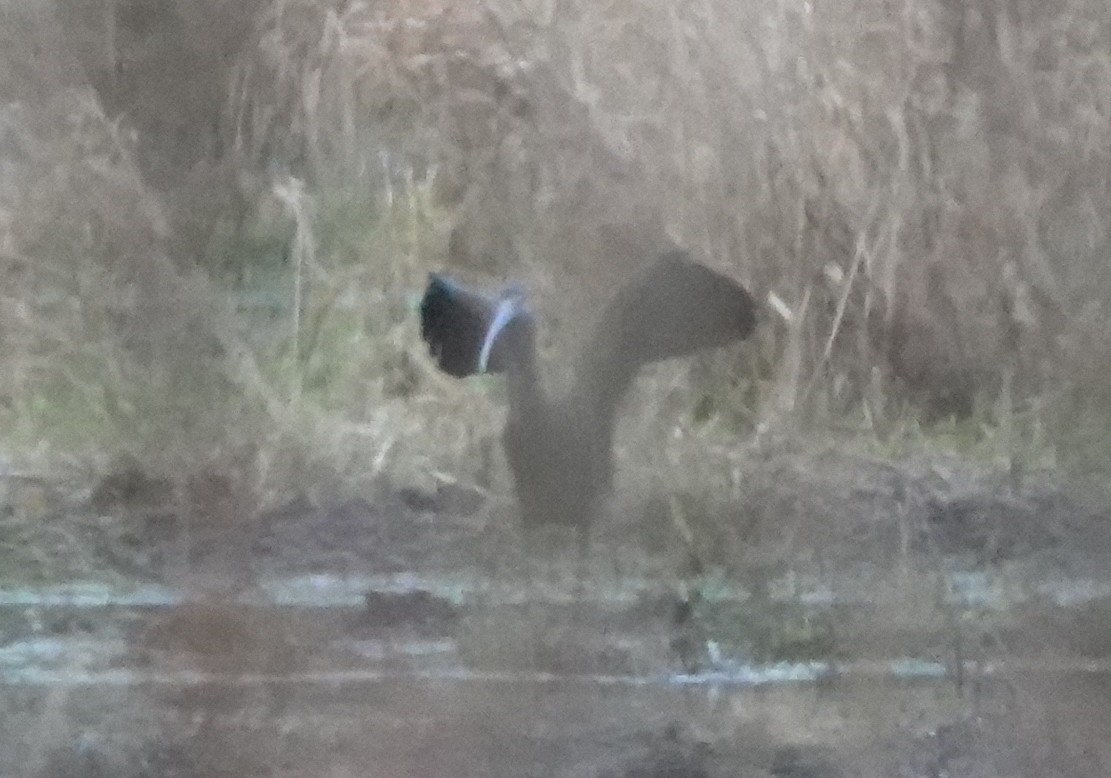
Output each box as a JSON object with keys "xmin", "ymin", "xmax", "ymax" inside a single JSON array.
[{"xmin": 572, "ymin": 252, "xmax": 758, "ymax": 421}]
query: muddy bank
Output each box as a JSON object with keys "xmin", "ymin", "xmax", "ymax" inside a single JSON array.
[{"xmin": 3, "ymin": 445, "xmax": 1111, "ymax": 776}]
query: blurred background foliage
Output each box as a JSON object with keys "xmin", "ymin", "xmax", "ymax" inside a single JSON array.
[{"xmin": 2, "ymin": 0, "xmax": 1110, "ymax": 507}]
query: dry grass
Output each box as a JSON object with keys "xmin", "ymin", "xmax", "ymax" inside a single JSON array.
[
  {"xmin": 7, "ymin": 4, "xmax": 1111, "ymax": 774},
  {"xmin": 221, "ymin": 0, "xmax": 1111, "ymax": 458},
  {"xmin": 1, "ymin": 0, "xmax": 1110, "ymax": 537}
]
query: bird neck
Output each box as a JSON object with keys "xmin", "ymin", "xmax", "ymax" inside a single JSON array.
[{"xmin": 504, "ymin": 340, "xmax": 547, "ymax": 419}]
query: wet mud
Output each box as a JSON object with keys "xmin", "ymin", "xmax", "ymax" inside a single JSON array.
[{"xmin": 3, "ymin": 448, "xmax": 1111, "ymax": 776}]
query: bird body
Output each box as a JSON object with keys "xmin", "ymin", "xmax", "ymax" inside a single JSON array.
[{"xmin": 420, "ymin": 252, "xmax": 756, "ymax": 543}]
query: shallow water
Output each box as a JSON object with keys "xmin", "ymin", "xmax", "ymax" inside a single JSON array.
[{"xmin": 3, "ymin": 569, "xmax": 1111, "ymax": 776}]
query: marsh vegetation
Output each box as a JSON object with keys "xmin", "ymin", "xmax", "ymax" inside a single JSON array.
[{"xmin": 2, "ymin": 0, "xmax": 1111, "ymax": 774}]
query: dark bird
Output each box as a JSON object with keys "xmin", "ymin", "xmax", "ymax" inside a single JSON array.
[{"xmin": 420, "ymin": 251, "xmax": 757, "ymax": 554}]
